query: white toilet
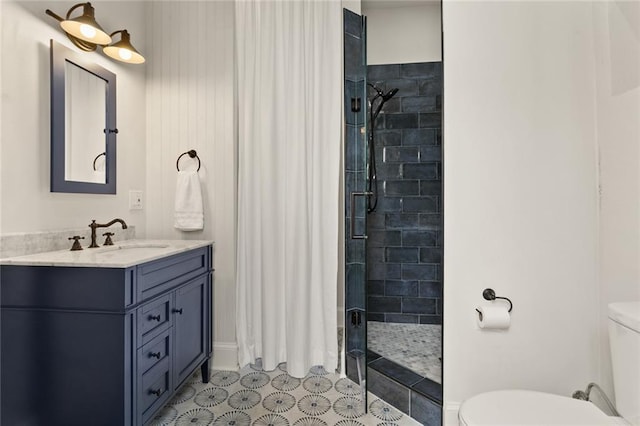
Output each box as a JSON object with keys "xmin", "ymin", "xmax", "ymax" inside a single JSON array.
[{"xmin": 458, "ymin": 301, "xmax": 640, "ymax": 426}]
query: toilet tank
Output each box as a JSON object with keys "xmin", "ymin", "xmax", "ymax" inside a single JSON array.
[{"xmin": 608, "ymin": 302, "xmax": 640, "ymax": 426}]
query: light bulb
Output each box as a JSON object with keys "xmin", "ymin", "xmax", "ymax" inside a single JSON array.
[
  {"xmin": 79, "ymin": 24, "xmax": 97, "ymax": 39},
  {"xmin": 118, "ymin": 49, "xmax": 132, "ymax": 61}
]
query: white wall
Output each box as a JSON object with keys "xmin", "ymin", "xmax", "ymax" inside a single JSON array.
[
  {"xmin": 144, "ymin": 1, "xmax": 237, "ymax": 370},
  {"xmin": 592, "ymin": 0, "xmax": 640, "ymax": 399},
  {"xmin": 0, "ymin": 1, "xmax": 147, "ymax": 235},
  {"xmin": 343, "ymin": 0, "xmax": 361, "ymax": 15},
  {"xmin": 363, "ymin": 0, "xmax": 441, "ymax": 65},
  {"xmin": 442, "ymin": 0, "xmax": 600, "ymax": 420}
]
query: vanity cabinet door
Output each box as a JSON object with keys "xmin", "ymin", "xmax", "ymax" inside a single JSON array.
[{"xmin": 173, "ymin": 274, "xmax": 209, "ymax": 387}]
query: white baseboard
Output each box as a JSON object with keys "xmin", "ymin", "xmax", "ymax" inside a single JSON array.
[
  {"xmin": 211, "ymin": 341, "xmax": 239, "ymax": 371},
  {"xmin": 444, "ymin": 402, "xmax": 460, "ymax": 426}
]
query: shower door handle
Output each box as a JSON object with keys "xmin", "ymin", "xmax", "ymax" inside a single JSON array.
[{"xmin": 350, "ymin": 191, "xmax": 373, "ymax": 239}]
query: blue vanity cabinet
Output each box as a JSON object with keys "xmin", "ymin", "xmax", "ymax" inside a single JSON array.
[{"xmin": 0, "ymin": 245, "xmax": 213, "ymax": 426}]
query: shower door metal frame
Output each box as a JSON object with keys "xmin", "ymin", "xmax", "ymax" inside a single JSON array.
[{"xmin": 343, "ymin": 8, "xmax": 369, "ymax": 409}]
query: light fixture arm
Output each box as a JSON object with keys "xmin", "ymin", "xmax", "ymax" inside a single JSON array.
[
  {"xmin": 65, "ymin": 3, "xmax": 87, "ymax": 20},
  {"xmin": 109, "ymin": 30, "xmax": 127, "ymax": 40},
  {"xmin": 45, "ymin": 9, "xmax": 64, "ymax": 22}
]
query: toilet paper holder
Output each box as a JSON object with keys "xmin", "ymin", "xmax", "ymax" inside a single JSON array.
[{"xmin": 475, "ymin": 288, "xmax": 513, "ymax": 319}]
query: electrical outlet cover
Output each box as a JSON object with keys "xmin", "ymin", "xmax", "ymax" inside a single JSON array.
[{"xmin": 129, "ymin": 190, "xmax": 143, "ymax": 210}]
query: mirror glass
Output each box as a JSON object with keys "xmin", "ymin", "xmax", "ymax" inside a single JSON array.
[
  {"xmin": 50, "ymin": 40, "xmax": 116, "ymax": 194},
  {"xmin": 65, "ymin": 61, "xmax": 107, "ymax": 184}
]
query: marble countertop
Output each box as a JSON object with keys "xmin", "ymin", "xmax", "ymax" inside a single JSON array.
[{"xmin": 0, "ymin": 239, "xmax": 213, "ymax": 268}]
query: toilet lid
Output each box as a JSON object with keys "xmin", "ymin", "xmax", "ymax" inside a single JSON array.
[
  {"xmin": 608, "ymin": 302, "xmax": 640, "ymax": 333},
  {"xmin": 459, "ymin": 390, "xmax": 619, "ymax": 425}
]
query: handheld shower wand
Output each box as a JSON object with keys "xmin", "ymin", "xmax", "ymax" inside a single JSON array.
[
  {"xmin": 382, "ymin": 88, "xmax": 399, "ymax": 102},
  {"xmin": 367, "ymin": 83, "xmax": 399, "ymax": 213}
]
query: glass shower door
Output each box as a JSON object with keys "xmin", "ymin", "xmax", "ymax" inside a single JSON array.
[{"xmin": 343, "ymin": 8, "xmax": 369, "ymax": 408}]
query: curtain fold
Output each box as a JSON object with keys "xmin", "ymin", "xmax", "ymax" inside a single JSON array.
[{"xmin": 235, "ymin": 0, "xmax": 342, "ymax": 378}]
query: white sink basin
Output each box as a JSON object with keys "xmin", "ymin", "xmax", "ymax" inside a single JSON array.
[
  {"xmin": 93, "ymin": 242, "xmax": 174, "ymax": 262},
  {"xmin": 97, "ymin": 243, "xmax": 171, "ymax": 253}
]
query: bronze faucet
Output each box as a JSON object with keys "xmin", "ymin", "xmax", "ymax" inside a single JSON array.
[{"xmin": 88, "ymin": 218, "xmax": 128, "ymax": 248}]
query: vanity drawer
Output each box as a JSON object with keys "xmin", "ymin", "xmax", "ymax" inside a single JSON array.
[
  {"xmin": 140, "ymin": 358, "xmax": 171, "ymax": 421},
  {"xmin": 137, "ymin": 247, "xmax": 210, "ymax": 302},
  {"xmin": 137, "ymin": 294, "xmax": 171, "ymax": 347},
  {"xmin": 138, "ymin": 330, "xmax": 171, "ymax": 375}
]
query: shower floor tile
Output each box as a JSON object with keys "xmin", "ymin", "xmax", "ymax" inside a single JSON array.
[
  {"xmin": 368, "ymin": 322, "xmax": 441, "ymax": 384},
  {"xmin": 150, "ymin": 363, "xmax": 421, "ymax": 426}
]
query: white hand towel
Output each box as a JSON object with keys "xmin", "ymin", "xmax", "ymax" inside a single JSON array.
[{"xmin": 174, "ymin": 170, "xmax": 204, "ymax": 231}]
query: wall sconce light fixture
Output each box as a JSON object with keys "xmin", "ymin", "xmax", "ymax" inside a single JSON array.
[
  {"xmin": 45, "ymin": 3, "xmax": 145, "ymax": 64},
  {"xmin": 103, "ymin": 30, "xmax": 145, "ymax": 64}
]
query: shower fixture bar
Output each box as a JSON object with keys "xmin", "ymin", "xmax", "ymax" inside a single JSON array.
[
  {"xmin": 351, "ymin": 97, "xmax": 361, "ymax": 112},
  {"xmin": 350, "ymin": 191, "xmax": 373, "ymax": 239}
]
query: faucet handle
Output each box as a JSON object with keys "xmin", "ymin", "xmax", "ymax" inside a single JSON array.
[
  {"xmin": 102, "ymin": 232, "xmax": 115, "ymax": 246},
  {"xmin": 68, "ymin": 236, "xmax": 85, "ymax": 251}
]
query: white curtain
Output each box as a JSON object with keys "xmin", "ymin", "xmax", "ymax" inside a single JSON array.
[{"xmin": 235, "ymin": 0, "xmax": 342, "ymax": 378}]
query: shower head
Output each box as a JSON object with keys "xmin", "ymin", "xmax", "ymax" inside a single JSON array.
[
  {"xmin": 370, "ymin": 87, "xmax": 400, "ymax": 122},
  {"xmin": 368, "ymin": 84, "xmax": 398, "ymax": 103},
  {"xmin": 382, "ymin": 88, "xmax": 399, "ymax": 102}
]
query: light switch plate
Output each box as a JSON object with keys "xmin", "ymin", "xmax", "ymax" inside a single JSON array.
[{"xmin": 129, "ymin": 190, "xmax": 143, "ymax": 210}]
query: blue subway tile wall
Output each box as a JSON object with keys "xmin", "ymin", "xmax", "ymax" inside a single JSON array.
[{"xmin": 367, "ymin": 62, "xmax": 443, "ymax": 325}]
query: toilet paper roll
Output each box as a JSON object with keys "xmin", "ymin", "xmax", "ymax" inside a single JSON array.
[{"xmin": 476, "ymin": 305, "xmax": 511, "ymax": 329}]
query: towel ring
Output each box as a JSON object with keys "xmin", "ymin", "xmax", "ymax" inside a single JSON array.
[
  {"xmin": 176, "ymin": 150, "xmax": 201, "ymax": 172},
  {"xmin": 92, "ymin": 152, "xmax": 106, "ymax": 171}
]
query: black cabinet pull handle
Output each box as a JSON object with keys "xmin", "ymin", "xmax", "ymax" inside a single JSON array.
[
  {"xmin": 149, "ymin": 314, "xmax": 161, "ymax": 321},
  {"xmin": 149, "ymin": 388, "xmax": 162, "ymax": 396},
  {"xmin": 149, "ymin": 352, "xmax": 161, "ymax": 359},
  {"xmin": 172, "ymin": 308, "xmax": 183, "ymax": 315}
]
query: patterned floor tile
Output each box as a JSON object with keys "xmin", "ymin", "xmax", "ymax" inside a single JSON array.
[{"xmin": 149, "ymin": 364, "xmax": 421, "ymax": 426}]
